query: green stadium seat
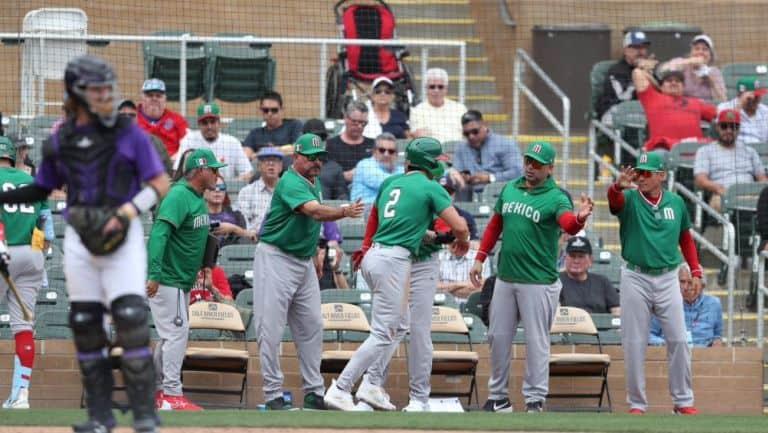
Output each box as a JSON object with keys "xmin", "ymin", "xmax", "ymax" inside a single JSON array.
[
  {"xmin": 611, "ymin": 100, "xmax": 647, "ymax": 149},
  {"xmin": 722, "ymin": 62, "xmax": 768, "ymax": 100},
  {"xmin": 462, "ymin": 291, "xmax": 484, "ymax": 317},
  {"xmin": 723, "ymin": 183, "xmax": 764, "ymax": 258},
  {"xmin": 36, "ymin": 310, "xmax": 72, "ymax": 339},
  {"xmin": 748, "ymin": 142, "xmax": 768, "ymax": 169},
  {"xmin": 219, "ymin": 244, "xmax": 256, "ymax": 279},
  {"xmin": 205, "ymin": 33, "xmax": 276, "ymax": 103},
  {"xmin": 590, "ymin": 60, "xmax": 615, "ymax": 120},
  {"xmin": 667, "ymin": 141, "xmax": 702, "ymax": 171},
  {"xmin": 143, "ymin": 31, "xmax": 207, "ymax": 101},
  {"xmin": 320, "ymin": 288, "xmax": 372, "ymax": 305},
  {"xmin": 338, "ymin": 220, "xmax": 365, "ymax": 254},
  {"xmin": 433, "ymin": 292, "xmax": 458, "ymax": 309},
  {"xmin": 591, "ymin": 249, "xmax": 623, "ymax": 291},
  {"xmin": 35, "ymin": 287, "xmax": 68, "ymax": 315},
  {"xmin": 459, "ymin": 202, "xmax": 493, "ymax": 219},
  {"xmin": 464, "ymin": 313, "xmax": 488, "ymax": 344}
]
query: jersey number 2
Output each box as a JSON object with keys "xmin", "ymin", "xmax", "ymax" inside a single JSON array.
[
  {"xmin": 383, "ymin": 188, "xmax": 401, "ymax": 218},
  {"xmin": 2, "ymin": 183, "xmax": 35, "ymax": 214}
]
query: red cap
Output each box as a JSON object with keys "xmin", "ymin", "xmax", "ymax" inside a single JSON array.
[{"xmin": 717, "ymin": 109, "xmax": 740, "ymax": 124}]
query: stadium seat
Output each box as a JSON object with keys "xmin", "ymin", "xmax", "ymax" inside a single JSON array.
[
  {"xmin": 205, "ymin": 33, "xmax": 276, "ymax": 103},
  {"xmin": 547, "ymin": 306, "xmax": 612, "ymax": 412},
  {"xmin": 228, "ymin": 118, "xmax": 263, "ymax": 142},
  {"xmin": 0, "ymin": 304, "xmax": 11, "ymax": 339},
  {"xmin": 611, "ymin": 100, "xmax": 647, "ymax": 149},
  {"xmin": 433, "ymin": 292, "xmax": 458, "ymax": 309},
  {"xmin": 478, "ymin": 182, "xmax": 505, "ymax": 202},
  {"xmin": 219, "ymin": 244, "xmax": 257, "ymax": 280},
  {"xmin": 182, "ymin": 301, "xmax": 249, "ymax": 408},
  {"xmin": 35, "ymin": 310, "xmax": 72, "ymax": 339},
  {"xmin": 590, "ymin": 249, "xmax": 622, "ymax": 291},
  {"xmin": 459, "ymin": 202, "xmax": 493, "ymax": 220},
  {"xmin": 320, "ymin": 302, "xmax": 371, "ymax": 374},
  {"xmin": 722, "ymin": 62, "xmax": 768, "ymax": 99},
  {"xmin": 338, "ymin": 220, "xmax": 365, "ymax": 255},
  {"xmin": 749, "ymin": 142, "xmax": 768, "ymax": 169},
  {"xmin": 589, "ymin": 60, "xmax": 615, "ymax": 120},
  {"xmin": 462, "ymin": 291, "xmax": 484, "ymax": 317},
  {"xmin": 35, "ymin": 286, "xmax": 68, "ymax": 315},
  {"xmin": 143, "ymin": 31, "xmax": 207, "ymax": 101},
  {"xmin": 320, "ymin": 288, "xmax": 372, "ymax": 305},
  {"xmin": 723, "ymin": 183, "xmax": 764, "ymax": 258},
  {"xmin": 429, "ymin": 306, "xmax": 479, "ymax": 405}
]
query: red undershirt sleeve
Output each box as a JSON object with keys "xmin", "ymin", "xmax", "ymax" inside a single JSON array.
[
  {"xmin": 607, "ymin": 183, "xmax": 625, "ymax": 214},
  {"xmin": 558, "ymin": 212, "xmax": 586, "ymax": 235},
  {"xmin": 476, "ymin": 213, "xmax": 502, "ymax": 263},
  {"xmin": 679, "ymin": 229, "xmax": 703, "ymax": 278},
  {"xmin": 361, "ymin": 206, "xmax": 379, "ymax": 251}
]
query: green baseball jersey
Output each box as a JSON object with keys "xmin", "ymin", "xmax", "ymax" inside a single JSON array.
[
  {"xmin": 148, "ymin": 180, "xmax": 209, "ymax": 291},
  {"xmin": 260, "ymin": 167, "xmax": 323, "ymax": 259},
  {"xmin": 373, "ymin": 172, "xmax": 452, "ymax": 257},
  {"xmin": 494, "ymin": 176, "xmax": 572, "ymax": 284},
  {"xmin": 616, "ymin": 189, "xmax": 690, "ymax": 269},
  {"xmin": 0, "ymin": 168, "xmax": 45, "ymax": 246}
]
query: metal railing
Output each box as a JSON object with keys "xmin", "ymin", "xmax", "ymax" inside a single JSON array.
[
  {"xmin": 512, "ymin": 49, "xmax": 571, "ymax": 186},
  {"xmin": 756, "ymin": 251, "xmax": 768, "ymax": 347},
  {"xmin": 587, "ymin": 119, "xmax": 740, "ymax": 345},
  {"xmin": 0, "ymin": 32, "xmax": 467, "ymax": 117}
]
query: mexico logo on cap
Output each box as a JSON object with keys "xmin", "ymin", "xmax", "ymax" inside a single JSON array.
[
  {"xmin": 532, "ymin": 143, "xmax": 542, "ymax": 154},
  {"xmin": 294, "ymin": 143, "xmax": 302, "ymax": 153},
  {"xmin": 198, "ymin": 158, "xmax": 207, "ymax": 167},
  {"xmin": 203, "ymin": 105, "xmax": 213, "ymax": 113},
  {"xmin": 312, "ymin": 135, "xmax": 321, "ymax": 147},
  {"xmin": 639, "ymin": 154, "xmax": 648, "ymax": 163}
]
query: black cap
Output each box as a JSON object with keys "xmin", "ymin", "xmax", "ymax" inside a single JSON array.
[
  {"xmin": 302, "ymin": 118, "xmax": 328, "ymax": 141},
  {"xmin": 460, "ymin": 109, "xmax": 483, "ymax": 125},
  {"xmin": 658, "ymin": 69, "xmax": 685, "ymax": 83},
  {"xmin": 565, "ymin": 236, "xmax": 592, "ymax": 255}
]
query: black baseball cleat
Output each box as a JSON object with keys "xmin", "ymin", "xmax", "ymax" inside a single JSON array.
[
  {"xmin": 72, "ymin": 420, "xmax": 112, "ymax": 433},
  {"xmin": 482, "ymin": 398, "xmax": 513, "ymax": 413},
  {"xmin": 265, "ymin": 396, "xmax": 292, "ymax": 410},
  {"xmin": 303, "ymin": 392, "xmax": 326, "ymax": 410},
  {"xmin": 525, "ymin": 400, "xmax": 544, "ymax": 413}
]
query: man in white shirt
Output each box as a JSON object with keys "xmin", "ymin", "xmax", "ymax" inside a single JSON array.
[
  {"xmin": 237, "ymin": 147, "xmax": 284, "ymax": 232},
  {"xmin": 410, "ymin": 68, "xmax": 468, "ymax": 143},
  {"xmin": 176, "ymin": 103, "xmax": 253, "ymax": 182},
  {"xmin": 716, "ymin": 76, "xmax": 768, "ymax": 145}
]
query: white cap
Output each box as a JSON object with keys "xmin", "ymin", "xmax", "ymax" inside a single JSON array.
[
  {"xmin": 371, "ymin": 76, "xmax": 394, "ymax": 90},
  {"xmin": 691, "ymin": 34, "xmax": 715, "ymax": 62}
]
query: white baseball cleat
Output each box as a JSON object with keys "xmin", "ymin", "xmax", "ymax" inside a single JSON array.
[
  {"xmin": 2, "ymin": 388, "xmax": 30, "ymax": 409},
  {"xmin": 352, "ymin": 401, "xmax": 374, "ymax": 411},
  {"xmin": 402, "ymin": 399, "xmax": 430, "ymax": 412},
  {"xmin": 355, "ymin": 378, "xmax": 396, "ymax": 411},
  {"xmin": 323, "ymin": 379, "xmax": 355, "ymax": 411}
]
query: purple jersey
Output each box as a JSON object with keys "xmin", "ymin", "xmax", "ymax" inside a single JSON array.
[
  {"xmin": 36, "ymin": 121, "xmax": 164, "ymax": 207},
  {"xmin": 321, "ymin": 221, "xmax": 343, "ymax": 243}
]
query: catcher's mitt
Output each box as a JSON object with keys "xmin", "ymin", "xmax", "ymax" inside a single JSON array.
[{"xmin": 68, "ymin": 206, "xmax": 130, "ymax": 255}]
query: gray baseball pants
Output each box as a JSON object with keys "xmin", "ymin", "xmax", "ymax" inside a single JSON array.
[
  {"xmin": 620, "ymin": 266, "xmax": 693, "ymax": 411},
  {"xmin": 365, "ymin": 254, "xmax": 438, "ymax": 403},
  {"xmin": 0, "ymin": 246, "xmax": 44, "ymax": 333},
  {"xmin": 335, "ymin": 244, "xmax": 411, "ymax": 392},
  {"xmin": 487, "ymin": 278, "xmax": 561, "ymax": 404},
  {"xmin": 149, "ymin": 285, "xmax": 190, "ymax": 396},
  {"xmin": 252, "ymin": 242, "xmax": 324, "ymax": 402}
]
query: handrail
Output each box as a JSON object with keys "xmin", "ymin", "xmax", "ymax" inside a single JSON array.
[
  {"xmin": 757, "ymin": 251, "xmax": 768, "ymax": 347},
  {"xmin": 0, "ymin": 32, "xmax": 466, "ymax": 116},
  {"xmin": 499, "ymin": 0, "xmax": 516, "ymax": 28},
  {"xmin": 512, "ymin": 49, "xmax": 570, "ymax": 186},
  {"xmin": 587, "ymin": 118, "xmax": 739, "ymax": 345}
]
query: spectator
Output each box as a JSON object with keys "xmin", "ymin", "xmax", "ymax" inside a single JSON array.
[
  {"xmin": 649, "ymin": 264, "xmax": 723, "ymax": 347},
  {"xmin": 176, "ymin": 103, "xmax": 253, "ymax": 182},
  {"xmin": 437, "ymin": 239, "xmax": 490, "ymax": 307},
  {"xmin": 693, "ymin": 109, "xmax": 767, "ymax": 212},
  {"xmin": 558, "ymin": 236, "xmax": 620, "ymax": 316},
  {"xmin": 410, "ymin": 68, "xmax": 468, "ymax": 143},
  {"xmin": 633, "ymin": 67, "xmax": 716, "ymax": 151},
  {"xmin": 303, "ymin": 119, "xmax": 348, "ymax": 200},
  {"xmin": 717, "ymin": 76, "xmax": 768, "ymax": 145},
  {"xmin": 189, "ymin": 266, "xmax": 234, "ymax": 304},
  {"xmin": 13, "ymin": 138, "xmax": 36, "ymax": 176},
  {"xmin": 317, "ymin": 222, "xmax": 348, "ymax": 290},
  {"xmin": 237, "ymin": 147, "xmax": 283, "ymax": 232},
  {"xmin": 363, "ymin": 77, "xmax": 410, "ymax": 139},
  {"xmin": 242, "ymin": 90, "xmax": 303, "ymax": 159},
  {"xmin": 326, "ymin": 101, "xmax": 375, "ymax": 182},
  {"xmin": 205, "ymin": 175, "xmax": 255, "ymax": 247},
  {"xmin": 661, "ymin": 35, "xmax": 726, "ymax": 103},
  {"xmin": 596, "ymin": 31, "xmax": 654, "ymax": 123},
  {"xmin": 350, "ymin": 132, "xmax": 403, "ymax": 205},
  {"xmin": 453, "ymin": 110, "xmax": 523, "ymax": 201},
  {"xmin": 171, "ymin": 149, "xmax": 196, "ymax": 182},
  {"xmin": 119, "ymin": 99, "xmax": 173, "ymax": 174},
  {"xmin": 136, "ymin": 78, "xmax": 188, "ymax": 159}
]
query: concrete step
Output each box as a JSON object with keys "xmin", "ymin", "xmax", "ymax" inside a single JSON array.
[
  {"xmin": 397, "ymin": 22, "xmax": 476, "ymax": 39},
  {"xmin": 413, "ymin": 76, "xmax": 498, "ymax": 95},
  {"xmin": 391, "ymin": 3, "xmax": 472, "ymax": 20},
  {"xmin": 405, "ymin": 56, "xmax": 490, "ymax": 76}
]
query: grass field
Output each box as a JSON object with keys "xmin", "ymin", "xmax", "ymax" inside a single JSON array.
[{"xmin": 0, "ymin": 410, "xmax": 766, "ymax": 433}]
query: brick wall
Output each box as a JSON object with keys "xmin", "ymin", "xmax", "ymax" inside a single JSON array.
[{"xmin": 0, "ymin": 340, "xmax": 762, "ymax": 413}]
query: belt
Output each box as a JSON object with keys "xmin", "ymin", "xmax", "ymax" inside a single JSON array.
[{"xmin": 625, "ymin": 262, "xmax": 676, "ymax": 276}]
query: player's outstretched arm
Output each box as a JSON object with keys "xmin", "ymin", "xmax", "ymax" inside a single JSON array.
[
  {"xmin": 0, "ymin": 184, "xmax": 51, "ymax": 205},
  {"xmin": 558, "ymin": 193, "xmax": 594, "ymax": 235},
  {"xmin": 471, "ymin": 212, "xmax": 503, "ymax": 288},
  {"xmin": 608, "ymin": 165, "xmax": 635, "ymax": 214},
  {"xmin": 352, "ymin": 206, "xmax": 379, "ymax": 271},
  {"xmin": 298, "ymin": 199, "xmax": 364, "ymax": 222}
]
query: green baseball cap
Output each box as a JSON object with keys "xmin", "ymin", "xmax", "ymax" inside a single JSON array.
[
  {"xmin": 293, "ymin": 133, "xmax": 327, "ymax": 156},
  {"xmin": 197, "ymin": 102, "xmax": 221, "ymax": 120},
  {"xmin": 184, "ymin": 148, "xmax": 227, "ymax": 173},
  {"xmin": 736, "ymin": 76, "xmax": 768, "ymax": 97},
  {"xmin": 524, "ymin": 141, "xmax": 556, "ymax": 165},
  {"xmin": 635, "ymin": 151, "xmax": 666, "ymax": 171},
  {"xmin": 0, "ymin": 137, "xmax": 16, "ymax": 162}
]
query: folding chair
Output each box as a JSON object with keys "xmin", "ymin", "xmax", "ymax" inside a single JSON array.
[
  {"xmin": 547, "ymin": 306, "xmax": 612, "ymax": 412},
  {"xmin": 320, "ymin": 302, "xmax": 371, "ymax": 374},
  {"xmin": 182, "ymin": 301, "xmax": 250, "ymax": 408},
  {"xmin": 429, "ymin": 306, "xmax": 479, "ymax": 405}
]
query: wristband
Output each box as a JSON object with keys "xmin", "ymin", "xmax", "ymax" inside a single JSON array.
[{"xmin": 131, "ymin": 185, "xmax": 160, "ymax": 215}]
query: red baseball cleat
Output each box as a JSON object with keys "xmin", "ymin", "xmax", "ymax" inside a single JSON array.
[
  {"xmin": 159, "ymin": 394, "xmax": 203, "ymax": 411},
  {"xmin": 673, "ymin": 406, "xmax": 698, "ymax": 415},
  {"xmin": 628, "ymin": 408, "xmax": 645, "ymax": 415}
]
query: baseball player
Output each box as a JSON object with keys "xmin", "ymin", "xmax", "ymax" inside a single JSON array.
[
  {"xmin": 608, "ymin": 152, "xmax": 700, "ymax": 415},
  {"xmin": 324, "ymin": 138, "xmax": 470, "ymax": 411},
  {"xmin": 469, "ymin": 141, "xmax": 593, "ymax": 413},
  {"xmin": 0, "ymin": 55, "xmax": 170, "ymax": 433},
  {"xmin": 253, "ymin": 133, "xmax": 364, "ymax": 410},
  {"xmin": 147, "ymin": 148, "xmax": 225, "ymax": 412},
  {"xmin": 0, "ymin": 137, "xmax": 47, "ymax": 410}
]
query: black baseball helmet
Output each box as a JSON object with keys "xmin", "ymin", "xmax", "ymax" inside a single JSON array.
[{"xmin": 64, "ymin": 55, "xmax": 119, "ymax": 127}]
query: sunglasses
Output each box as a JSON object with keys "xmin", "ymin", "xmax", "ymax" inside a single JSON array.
[
  {"xmin": 634, "ymin": 169, "xmax": 659, "ymax": 178},
  {"xmin": 214, "ymin": 183, "xmax": 227, "ymax": 191},
  {"xmin": 462, "ymin": 128, "xmax": 481, "ymax": 137},
  {"xmin": 198, "ymin": 118, "xmax": 218, "ymax": 126},
  {"xmin": 374, "ymin": 88, "xmax": 393, "ymax": 95},
  {"xmin": 524, "ymin": 156, "xmax": 545, "ymax": 169},
  {"xmin": 428, "ymin": 84, "xmax": 445, "ymax": 90},
  {"xmin": 261, "ymin": 107, "xmax": 280, "ymax": 114},
  {"xmin": 304, "ymin": 153, "xmax": 327, "ymax": 162},
  {"xmin": 118, "ymin": 112, "xmax": 137, "ymax": 119},
  {"xmin": 719, "ymin": 123, "xmax": 739, "ymax": 130},
  {"xmin": 377, "ymin": 147, "xmax": 397, "ymax": 155}
]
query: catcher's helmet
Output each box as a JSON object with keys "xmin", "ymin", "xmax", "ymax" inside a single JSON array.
[
  {"xmin": 405, "ymin": 137, "xmax": 445, "ymax": 178},
  {"xmin": 64, "ymin": 55, "xmax": 119, "ymax": 128}
]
